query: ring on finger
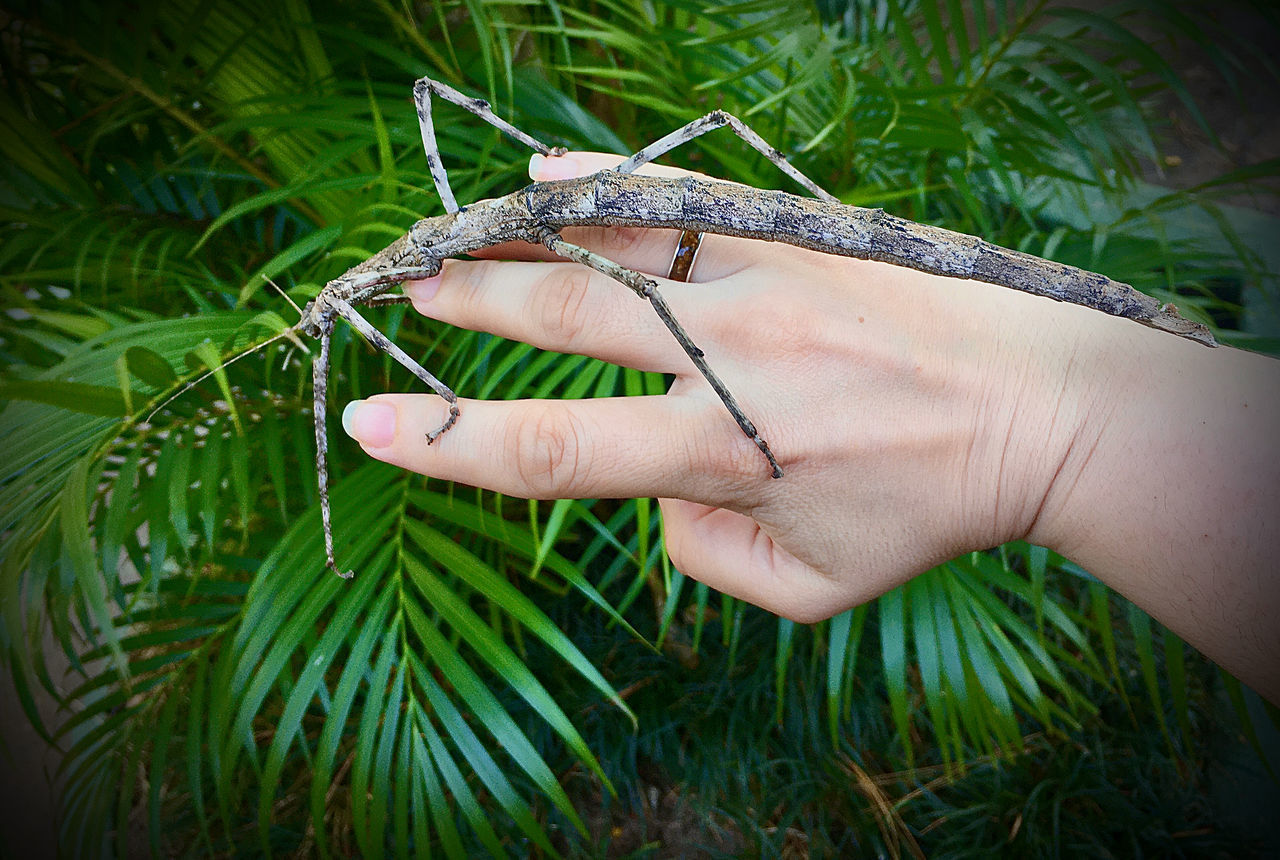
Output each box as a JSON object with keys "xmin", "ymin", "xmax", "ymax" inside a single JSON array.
[{"xmin": 667, "ymin": 230, "xmax": 703, "ymax": 282}]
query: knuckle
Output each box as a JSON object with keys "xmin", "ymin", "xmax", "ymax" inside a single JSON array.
[
  {"xmin": 755, "ymin": 293, "xmax": 822, "ymax": 345},
  {"xmin": 714, "ymin": 441, "xmax": 774, "ymax": 496},
  {"xmin": 505, "ymin": 405, "xmax": 588, "ymax": 498},
  {"xmin": 686, "ymin": 406, "xmax": 772, "ymax": 495},
  {"xmin": 530, "ymin": 267, "xmax": 595, "ymax": 347}
]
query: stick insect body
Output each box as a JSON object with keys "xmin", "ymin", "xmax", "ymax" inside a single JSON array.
[{"xmin": 284, "ymin": 76, "xmax": 1216, "ymax": 577}]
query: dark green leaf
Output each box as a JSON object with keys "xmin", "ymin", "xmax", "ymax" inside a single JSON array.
[
  {"xmin": 124, "ymin": 346, "xmax": 178, "ymax": 388},
  {"xmin": 0, "ymin": 380, "xmax": 130, "ymax": 416}
]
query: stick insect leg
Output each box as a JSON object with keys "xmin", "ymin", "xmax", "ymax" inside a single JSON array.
[
  {"xmin": 617, "ymin": 111, "xmax": 837, "ymax": 203},
  {"xmin": 329, "ymin": 297, "xmax": 461, "ymax": 442},
  {"xmin": 304, "ymin": 265, "xmax": 443, "ymax": 578},
  {"xmin": 312, "ymin": 311, "xmax": 353, "ymax": 579},
  {"xmin": 413, "ymin": 76, "xmax": 567, "ymax": 214},
  {"xmin": 537, "ymin": 229, "xmax": 783, "ymax": 479},
  {"xmin": 343, "ymin": 265, "xmax": 442, "ymax": 305}
]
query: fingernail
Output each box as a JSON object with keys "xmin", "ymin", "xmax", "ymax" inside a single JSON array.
[
  {"xmin": 342, "ymin": 400, "xmax": 397, "ymax": 448},
  {"xmin": 405, "ymin": 273, "xmax": 441, "ymax": 304},
  {"xmin": 529, "ymin": 151, "xmax": 580, "ymax": 181}
]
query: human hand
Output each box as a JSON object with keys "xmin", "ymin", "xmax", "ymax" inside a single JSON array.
[{"xmin": 340, "ymin": 152, "xmax": 1102, "ymax": 622}]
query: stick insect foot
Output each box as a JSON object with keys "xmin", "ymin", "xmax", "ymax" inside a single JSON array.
[{"xmin": 426, "ymin": 401, "xmax": 461, "ymax": 443}]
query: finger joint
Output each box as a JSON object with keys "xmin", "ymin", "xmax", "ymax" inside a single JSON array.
[
  {"xmin": 507, "ymin": 405, "xmax": 588, "ymax": 498},
  {"xmin": 531, "ymin": 268, "xmax": 595, "ymax": 349}
]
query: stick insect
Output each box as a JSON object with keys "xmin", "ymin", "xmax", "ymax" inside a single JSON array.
[{"xmin": 241, "ymin": 76, "xmax": 1217, "ymax": 578}]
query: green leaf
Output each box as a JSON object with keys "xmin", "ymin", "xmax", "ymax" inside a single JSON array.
[
  {"xmin": 367, "ymin": 660, "xmax": 406, "ymax": 860},
  {"xmin": 1128, "ymin": 604, "xmax": 1173, "ymax": 751},
  {"xmin": 308, "ymin": 580, "xmax": 393, "ymax": 857},
  {"xmin": 401, "ymin": 595, "xmax": 586, "ymax": 833},
  {"xmin": 257, "ymin": 562, "xmax": 384, "ymax": 849},
  {"xmin": 417, "ymin": 712, "xmax": 507, "ymax": 858},
  {"xmin": 1090, "ymin": 581, "xmax": 1134, "ymax": 715},
  {"xmin": 124, "ymin": 346, "xmax": 179, "ymax": 388},
  {"xmin": 403, "ymin": 551, "xmax": 611, "ymax": 789},
  {"xmin": 774, "ymin": 617, "xmax": 796, "ymax": 725},
  {"xmin": 412, "ymin": 722, "xmax": 465, "ymax": 859},
  {"xmin": 907, "ymin": 577, "xmax": 948, "ymax": 761},
  {"xmin": 238, "ymin": 225, "xmax": 343, "ymax": 305},
  {"xmin": 187, "ymin": 340, "xmax": 242, "ymax": 435},
  {"xmin": 60, "ymin": 456, "xmax": 126, "ymax": 674},
  {"xmin": 113, "ymin": 353, "xmax": 133, "ymax": 416},
  {"xmin": 1163, "ymin": 627, "xmax": 1193, "ymax": 745},
  {"xmin": 419, "ymin": 671, "xmax": 558, "ymax": 854},
  {"xmin": 405, "ymin": 491, "xmax": 646, "ymax": 650},
  {"xmin": 29, "ymin": 310, "xmax": 112, "ymax": 340},
  {"xmin": 880, "ymin": 586, "xmax": 912, "ymax": 766},
  {"xmin": 825, "ymin": 609, "xmax": 853, "ymax": 745},
  {"xmin": 351, "ymin": 629, "xmax": 399, "ymax": 859},
  {"xmin": 0, "ymin": 380, "xmax": 130, "ymax": 416}
]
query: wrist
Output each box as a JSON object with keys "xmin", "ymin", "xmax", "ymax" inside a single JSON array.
[
  {"xmin": 1025, "ymin": 312, "xmax": 1280, "ymax": 572},
  {"xmin": 1016, "ymin": 306, "xmax": 1280, "ymax": 702},
  {"xmin": 1015, "ymin": 298, "xmax": 1230, "ymax": 564},
  {"xmin": 951, "ymin": 282, "xmax": 1116, "ymax": 553}
]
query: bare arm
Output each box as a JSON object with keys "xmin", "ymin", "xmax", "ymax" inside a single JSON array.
[
  {"xmin": 1025, "ymin": 311, "xmax": 1280, "ymax": 700},
  {"xmin": 342, "ymin": 152, "xmax": 1280, "ymax": 702}
]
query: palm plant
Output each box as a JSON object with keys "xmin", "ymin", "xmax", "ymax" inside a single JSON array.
[{"xmin": 2, "ymin": 0, "xmax": 1276, "ymax": 855}]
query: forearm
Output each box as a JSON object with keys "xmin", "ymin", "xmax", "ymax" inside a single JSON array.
[{"xmin": 1023, "ymin": 305, "xmax": 1280, "ymax": 701}]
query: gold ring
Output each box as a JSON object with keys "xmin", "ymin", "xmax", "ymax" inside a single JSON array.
[{"xmin": 667, "ymin": 230, "xmax": 703, "ymax": 282}]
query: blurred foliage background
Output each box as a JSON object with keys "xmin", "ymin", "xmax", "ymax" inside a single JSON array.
[{"xmin": 1, "ymin": 0, "xmax": 1278, "ymax": 856}]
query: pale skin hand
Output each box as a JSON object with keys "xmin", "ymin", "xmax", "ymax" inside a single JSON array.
[{"xmin": 343, "ymin": 152, "xmax": 1280, "ymax": 703}]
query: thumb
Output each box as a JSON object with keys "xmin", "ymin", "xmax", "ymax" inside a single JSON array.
[{"xmin": 658, "ymin": 499, "xmax": 846, "ymax": 624}]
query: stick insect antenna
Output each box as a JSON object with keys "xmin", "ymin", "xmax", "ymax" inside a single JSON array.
[
  {"xmin": 144, "ymin": 278, "xmax": 311, "ymax": 424},
  {"xmin": 266, "ymin": 276, "xmax": 305, "ymax": 317},
  {"xmin": 142, "ymin": 325, "xmax": 300, "ymax": 424}
]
